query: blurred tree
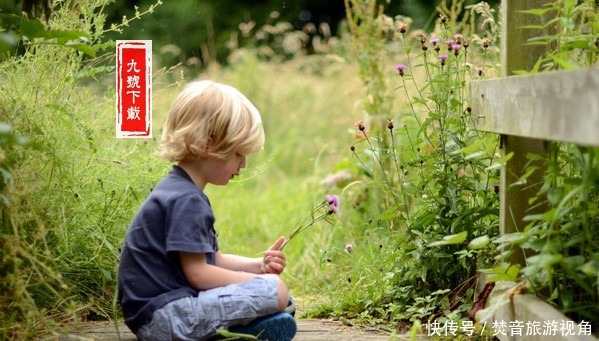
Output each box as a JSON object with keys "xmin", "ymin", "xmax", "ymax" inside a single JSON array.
[
  {"xmin": 21, "ymin": 0, "xmax": 53, "ymax": 20},
  {"xmin": 101, "ymin": 0, "xmax": 498, "ymax": 69},
  {"xmin": 0, "ymin": 0, "xmax": 52, "ymax": 20}
]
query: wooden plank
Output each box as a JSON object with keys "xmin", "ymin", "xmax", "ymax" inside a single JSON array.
[
  {"xmin": 471, "ymin": 68, "xmax": 599, "ymax": 147},
  {"xmin": 476, "ymin": 282, "xmax": 598, "ymax": 341},
  {"xmin": 53, "ymin": 320, "xmax": 409, "ymax": 341},
  {"xmin": 494, "ymin": 0, "xmax": 556, "ymax": 267}
]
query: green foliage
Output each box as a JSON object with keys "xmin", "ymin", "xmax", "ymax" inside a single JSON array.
[
  {"xmin": 311, "ymin": 0, "xmax": 502, "ymax": 328},
  {"xmin": 343, "ymin": 0, "xmax": 395, "ymax": 132},
  {"xmin": 0, "ymin": 123, "xmax": 28, "ymax": 206},
  {"xmin": 0, "ymin": 10, "xmax": 97, "ymax": 61},
  {"xmin": 0, "ymin": 0, "xmax": 166, "ymax": 337},
  {"xmin": 516, "ymin": 0, "xmax": 599, "ymax": 72},
  {"xmin": 494, "ymin": 144, "xmax": 599, "ymax": 327}
]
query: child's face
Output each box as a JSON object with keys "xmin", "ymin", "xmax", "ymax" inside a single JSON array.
[{"xmin": 201, "ymin": 151, "xmax": 247, "ymax": 186}]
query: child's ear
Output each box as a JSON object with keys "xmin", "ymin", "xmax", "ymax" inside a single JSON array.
[
  {"xmin": 198, "ymin": 149, "xmax": 210, "ymax": 158},
  {"xmin": 199, "ymin": 137, "xmax": 214, "ymax": 157}
]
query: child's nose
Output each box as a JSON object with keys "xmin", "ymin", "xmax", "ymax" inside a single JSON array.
[{"xmin": 240, "ymin": 155, "xmax": 247, "ymax": 169}]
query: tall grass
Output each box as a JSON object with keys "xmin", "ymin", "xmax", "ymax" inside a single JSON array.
[{"xmin": 192, "ymin": 53, "xmax": 366, "ymax": 290}]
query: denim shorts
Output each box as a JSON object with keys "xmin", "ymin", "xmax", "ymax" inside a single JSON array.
[{"xmin": 136, "ymin": 276, "xmax": 280, "ymax": 341}]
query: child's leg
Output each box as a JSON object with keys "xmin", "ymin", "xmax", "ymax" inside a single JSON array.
[{"xmin": 136, "ymin": 276, "xmax": 285, "ymax": 341}]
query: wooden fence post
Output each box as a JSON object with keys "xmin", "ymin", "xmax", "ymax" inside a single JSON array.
[{"xmin": 498, "ymin": 0, "xmax": 556, "ymax": 266}]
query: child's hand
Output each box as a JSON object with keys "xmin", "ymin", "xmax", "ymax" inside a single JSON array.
[{"xmin": 261, "ymin": 236, "xmax": 286, "ymax": 275}]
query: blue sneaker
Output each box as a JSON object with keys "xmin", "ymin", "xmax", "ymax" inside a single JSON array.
[
  {"xmin": 229, "ymin": 312, "xmax": 297, "ymax": 340},
  {"xmin": 285, "ymin": 297, "xmax": 296, "ymax": 317}
]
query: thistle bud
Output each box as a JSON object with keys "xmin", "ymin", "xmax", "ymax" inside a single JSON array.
[
  {"xmin": 482, "ymin": 38, "xmax": 490, "ymax": 49},
  {"xmin": 355, "ymin": 120, "xmax": 365, "ymax": 132},
  {"xmin": 396, "ymin": 23, "xmax": 408, "ymax": 34}
]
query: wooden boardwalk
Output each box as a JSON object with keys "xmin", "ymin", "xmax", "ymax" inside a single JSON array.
[{"xmin": 53, "ymin": 319, "xmax": 421, "ymax": 340}]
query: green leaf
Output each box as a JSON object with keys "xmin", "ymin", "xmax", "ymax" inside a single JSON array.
[
  {"xmin": 526, "ymin": 35, "xmax": 559, "ymax": 43},
  {"xmin": 65, "ymin": 42, "xmax": 96, "ymax": 57},
  {"xmin": 478, "ymin": 263, "xmax": 520, "ymax": 282},
  {"xmin": 561, "ymin": 40, "xmax": 589, "ymax": 50},
  {"xmin": 0, "ymin": 32, "xmax": 18, "ymax": 52},
  {"xmin": 0, "ymin": 167, "xmax": 12, "ymax": 186},
  {"xmin": 527, "ymin": 254, "xmax": 563, "ymax": 267},
  {"xmin": 412, "ymin": 96, "xmax": 428, "ymax": 105},
  {"xmin": 547, "ymin": 188, "xmax": 563, "ymax": 205},
  {"xmin": 468, "ymin": 235, "xmax": 490, "ymax": 249},
  {"xmin": 578, "ymin": 261, "xmax": 599, "ymax": 277},
  {"xmin": 428, "ymin": 231, "xmax": 467, "ymax": 247},
  {"xmin": 494, "ymin": 232, "xmax": 529, "ymax": 245},
  {"xmin": 465, "ymin": 151, "xmax": 486, "ymax": 161},
  {"xmin": 519, "ymin": 25, "xmax": 545, "ymax": 30},
  {"xmin": 0, "ymin": 122, "xmax": 11, "ymax": 133},
  {"xmin": 20, "ymin": 19, "xmax": 46, "ymax": 39},
  {"xmin": 485, "ymin": 152, "xmax": 513, "ymax": 171},
  {"xmin": 519, "ymin": 8, "xmax": 554, "ymax": 16},
  {"xmin": 561, "ymin": 256, "xmax": 585, "ymax": 268},
  {"xmin": 46, "ymin": 29, "xmax": 91, "ymax": 41}
]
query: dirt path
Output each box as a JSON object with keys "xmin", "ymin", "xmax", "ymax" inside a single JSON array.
[{"xmin": 53, "ymin": 319, "xmax": 424, "ymax": 340}]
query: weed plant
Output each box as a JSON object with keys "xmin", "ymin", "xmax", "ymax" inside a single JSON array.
[
  {"xmin": 302, "ymin": 0, "xmax": 503, "ymax": 330},
  {"xmin": 310, "ymin": 0, "xmax": 599, "ymax": 334}
]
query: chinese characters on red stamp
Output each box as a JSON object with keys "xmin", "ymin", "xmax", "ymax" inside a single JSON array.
[{"xmin": 116, "ymin": 40, "xmax": 152, "ymax": 138}]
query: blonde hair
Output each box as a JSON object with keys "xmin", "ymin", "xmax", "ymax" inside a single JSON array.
[{"xmin": 160, "ymin": 80, "xmax": 265, "ymax": 162}]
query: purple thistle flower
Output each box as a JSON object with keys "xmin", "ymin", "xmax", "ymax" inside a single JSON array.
[
  {"xmin": 331, "ymin": 195, "xmax": 339, "ymax": 208},
  {"xmin": 282, "ymin": 194, "xmax": 339, "ymax": 250},
  {"xmin": 452, "ymin": 44, "xmax": 461, "ymax": 56},
  {"xmin": 429, "ymin": 37, "xmax": 439, "ymax": 45},
  {"xmin": 329, "ymin": 205, "xmax": 338, "ymax": 214},
  {"xmin": 326, "ymin": 194, "xmax": 339, "ymax": 207},
  {"xmin": 439, "ymin": 53, "xmax": 448, "ymax": 66},
  {"xmin": 325, "ymin": 194, "xmax": 339, "ymax": 214},
  {"xmin": 445, "ymin": 38, "xmax": 454, "ymax": 47},
  {"xmin": 345, "ymin": 243, "xmax": 353, "ymax": 253},
  {"xmin": 395, "ymin": 64, "xmax": 406, "ymax": 77},
  {"xmin": 476, "ymin": 66, "xmax": 484, "ymax": 76}
]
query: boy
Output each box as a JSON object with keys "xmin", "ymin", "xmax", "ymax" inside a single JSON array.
[{"xmin": 117, "ymin": 80, "xmax": 297, "ymax": 340}]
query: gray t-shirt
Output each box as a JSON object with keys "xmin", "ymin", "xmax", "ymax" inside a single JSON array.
[{"xmin": 118, "ymin": 165, "xmax": 219, "ymax": 333}]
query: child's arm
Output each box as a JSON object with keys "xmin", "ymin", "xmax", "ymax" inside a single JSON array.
[
  {"xmin": 217, "ymin": 236, "xmax": 287, "ymax": 275},
  {"xmin": 180, "ymin": 252, "xmax": 264, "ymax": 290}
]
